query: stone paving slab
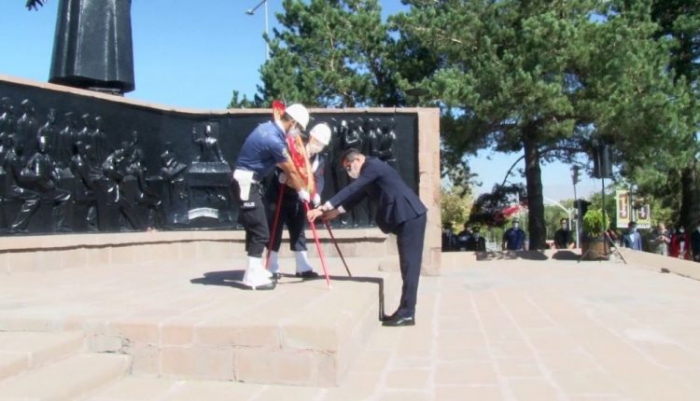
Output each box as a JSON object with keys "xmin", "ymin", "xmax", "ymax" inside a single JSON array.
[
  {"xmin": 3, "ymin": 251, "xmax": 700, "ymax": 399},
  {"xmin": 77, "ymin": 256, "xmax": 700, "ymax": 400},
  {"xmin": 0, "ymin": 255, "xmax": 398, "ymax": 387}
]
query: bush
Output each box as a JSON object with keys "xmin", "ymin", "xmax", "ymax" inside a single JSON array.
[{"xmin": 582, "ymin": 208, "xmax": 607, "ymax": 238}]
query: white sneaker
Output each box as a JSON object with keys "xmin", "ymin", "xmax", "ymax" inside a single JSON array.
[{"xmin": 242, "ymin": 257, "xmax": 275, "ymax": 289}]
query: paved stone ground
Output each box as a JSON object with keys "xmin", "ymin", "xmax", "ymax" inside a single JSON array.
[{"xmin": 4, "ymin": 253, "xmax": 700, "ymax": 400}]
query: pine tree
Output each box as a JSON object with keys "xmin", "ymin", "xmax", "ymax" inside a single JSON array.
[
  {"xmin": 391, "ymin": 0, "xmax": 678, "ymax": 249},
  {"xmin": 231, "ymin": 0, "xmax": 403, "ymax": 108}
]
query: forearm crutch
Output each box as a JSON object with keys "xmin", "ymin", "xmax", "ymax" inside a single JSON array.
[
  {"xmin": 325, "ymin": 221, "xmax": 352, "ymax": 277},
  {"xmin": 303, "ymin": 201, "xmax": 332, "ymax": 288},
  {"xmin": 265, "ymin": 183, "xmax": 285, "ymax": 270}
]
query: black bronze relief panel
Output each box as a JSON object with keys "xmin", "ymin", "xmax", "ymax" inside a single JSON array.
[{"xmin": 0, "ymin": 80, "xmax": 418, "ymax": 235}]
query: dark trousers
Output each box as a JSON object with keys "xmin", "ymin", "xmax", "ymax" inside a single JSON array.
[
  {"xmin": 395, "ymin": 212, "xmax": 427, "ymax": 318},
  {"xmin": 269, "ymin": 192, "xmax": 307, "ymax": 252},
  {"xmin": 234, "ymin": 182, "xmax": 268, "ymax": 258}
]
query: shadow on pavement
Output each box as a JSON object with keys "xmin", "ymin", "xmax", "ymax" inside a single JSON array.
[
  {"xmin": 552, "ymin": 250, "xmax": 581, "ymax": 261},
  {"xmin": 190, "ymin": 271, "xmax": 387, "ymax": 320}
]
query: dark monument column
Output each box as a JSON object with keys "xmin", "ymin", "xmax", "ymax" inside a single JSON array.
[{"xmin": 50, "ymin": 0, "xmax": 135, "ymax": 94}]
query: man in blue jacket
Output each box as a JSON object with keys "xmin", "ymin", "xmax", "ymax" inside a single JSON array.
[
  {"xmin": 307, "ymin": 148, "xmax": 427, "ymax": 327},
  {"xmin": 232, "ymin": 104, "xmax": 311, "ymax": 290},
  {"xmin": 622, "ymin": 221, "xmax": 643, "ymax": 251}
]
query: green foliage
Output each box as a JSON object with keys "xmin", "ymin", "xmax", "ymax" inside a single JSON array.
[
  {"xmin": 232, "ymin": 0, "xmax": 699, "ymax": 234},
  {"xmin": 440, "ymin": 185, "xmax": 472, "ymax": 228},
  {"xmin": 239, "ymin": 0, "xmax": 405, "ymax": 108},
  {"xmin": 582, "ymin": 208, "xmax": 607, "ymax": 238}
]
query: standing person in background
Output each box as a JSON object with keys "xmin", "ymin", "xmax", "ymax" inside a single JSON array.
[
  {"xmin": 670, "ymin": 225, "xmax": 691, "ymax": 259},
  {"xmin": 691, "ymin": 220, "xmax": 700, "ymax": 262},
  {"xmin": 622, "ymin": 221, "xmax": 643, "ymax": 251},
  {"xmin": 651, "ymin": 222, "xmax": 671, "ymax": 256},
  {"xmin": 456, "ymin": 222, "xmax": 472, "ymax": 251},
  {"xmin": 553, "ymin": 218, "xmax": 575, "ymax": 249},
  {"xmin": 441, "ymin": 223, "xmax": 458, "ymax": 252},
  {"xmin": 467, "ymin": 226, "xmax": 487, "ymax": 251},
  {"xmin": 502, "ymin": 219, "xmax": 527, "ymax": 251}
]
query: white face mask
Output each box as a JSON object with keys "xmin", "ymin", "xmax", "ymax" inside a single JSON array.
[
  {"xmin": 288, "ymin": 126, "xmax": 301, "ymax": 137},
  {"xmin": 513, "ymin": 223, "xmax": 519, "ymax": 229},
  {"xmin": 679, "ymin": 228, "xmax": 685, "ymax": 234},
  {"xmin": 307, "ymin": 142, "xmax": 324, "ymax": 155}
]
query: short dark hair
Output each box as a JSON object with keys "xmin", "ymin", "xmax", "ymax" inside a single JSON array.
[{"xmin": 340, "ymin": 148, "xmax": 362, "ymax": 165}]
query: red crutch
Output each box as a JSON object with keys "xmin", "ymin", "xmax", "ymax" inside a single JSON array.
[{"xmin": 303, "ymin": 201, "xmax": 332, "ymax": 288}]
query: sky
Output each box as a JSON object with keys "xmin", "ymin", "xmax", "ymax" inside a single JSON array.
[{"xmin": 0, "ymin": 0, "xmax": 599, "ymax": 203}]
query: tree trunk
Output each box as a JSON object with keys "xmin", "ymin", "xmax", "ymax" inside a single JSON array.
[
  {"xmin": 679, "ymin": 161, "xmax": 700, "ymax": 229},
  {"xmin": 523, "ymin": 127, "xmax": 546, "ymax": 250}
]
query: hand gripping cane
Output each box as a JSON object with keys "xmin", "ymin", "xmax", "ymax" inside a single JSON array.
[
  {"xmin": 325, "ymin": 221, "xmax": 352, "ymax": 277},
  {"xmin": 303, "ymin": 201, "xmax": 332, "ymax": 288}
]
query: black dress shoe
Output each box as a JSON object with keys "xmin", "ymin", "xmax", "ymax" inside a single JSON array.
[
  {"xmin": 381, "ymin": 311, "xmax": 398, "ymax": 322},
  {"xmin": 244, "ymin": 281, "xmax": 277, "ymax": 291},
  {"xmin": 295, "ymin": 271, "xmax": 319, "ymax": 279},
  {"xmin": 272, "ymin": 273, "xmax": 282, "ymax": 280},
  {"xmin": 382, "ymin": 316, "xmax": 415, "ymax": 327}
]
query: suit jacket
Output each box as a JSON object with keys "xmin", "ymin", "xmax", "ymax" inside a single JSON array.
[
  {"xmin": 622, "ymin": 230, "xmax": 643, "ymax": 250},
  {"xmin": 328, "ymin": 157, "xmax": 427, "ymax": 234}
]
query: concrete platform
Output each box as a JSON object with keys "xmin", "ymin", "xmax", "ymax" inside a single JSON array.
[
  {"xmin": 4, "ymin": 248, "xmax": 700, "ymax": 400},
  {"xmin": 0, "ymin": 255, "xmax": 400, "ymax": 387},
  {"xmin": 77, "ymin": 254, "xmax": 700, "ymax": 401}
]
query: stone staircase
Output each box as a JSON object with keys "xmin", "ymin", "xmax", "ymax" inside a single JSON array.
[{"xmin": 0, "ymin": 331, "xmax": 130, "ymax": 401}]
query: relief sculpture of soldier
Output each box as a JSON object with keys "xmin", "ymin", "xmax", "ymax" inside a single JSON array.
[
  {"xmin": 16, "ymin": 100, "xmax": 39, "ymax": 159},
  {"xmin": 70, "ymin": 141, "xmax": 100, "ymax": 231},
  {"xmin": 159, "ymin": 143, "xmax": 188, "ymax": 227},
  {"xmin": 4, "ymin": 135, "xmax": 71, "ymax": 233},
  {"xmin": 27, "ymin": 0, "xmax": 135, "ymax": 95},
  {"xmin": 378, "ymin": 118, "xmax": 397, "ymax": 169},
  {"xmin": 55, "ymin": 111, "xmax": 79, "ymax": 167},
  {"xmin": 0, "ymin": 98, "xmax": 15, "ymax": 165},
  {"xmin": 102, "ymin": 142, "xmax": 141, "ymax": 231},
  {"xmin": 124, "ymin": 131, "xmax": 162, "ymax": 230},
  {"xmin": 90, "ymin": 116, "xmax": 112, "ymax": 166},
  {"xmin": 37, "ymin": 109, "xmax": 60, "ymax": 167}
]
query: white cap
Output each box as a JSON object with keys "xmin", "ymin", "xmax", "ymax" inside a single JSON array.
[
  {"xmin": 309, "ymin": 123, "xmax": 332, "ymax": 145},
  {"xmin": 285, "ymin": 103, "xmax": 310, "ymax": 130}
]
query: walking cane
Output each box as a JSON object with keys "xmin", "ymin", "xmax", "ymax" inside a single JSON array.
[
  {"xmin": 265, "ymin": 183, "xmax": 285, "ymax": 270},
  {"xmin": 325, "ymin": 221, "xmax": 352, "ymax": 277},
  {"xmin": 303, "ymin": 201, "xmax": 332, "ymax": 288}
]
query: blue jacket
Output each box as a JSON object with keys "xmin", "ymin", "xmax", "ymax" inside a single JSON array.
[
  {"xmin": 327, "ymin": 157, "xmax": 427, "ymax": 234},
  {"xmin": 235, "ymin": 121, "xmax": 288, "ymax": 180},
  {"xmin": 623, "ymin": 230, "xmax": 643, "ymax": 250}
]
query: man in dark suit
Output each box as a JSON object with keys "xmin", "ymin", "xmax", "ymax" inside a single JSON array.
[{"xmin": 307, "ymin": 148, "xmax": 427, "ymax": 327}]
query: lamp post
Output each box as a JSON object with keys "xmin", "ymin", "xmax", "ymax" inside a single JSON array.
[
  {"xmin": 246, "ymin": 0, "xmax": 270, "ymax": 60},
  {"xmin": 571, "ymin": 165, "xmax": 581, "ymax": 247}
]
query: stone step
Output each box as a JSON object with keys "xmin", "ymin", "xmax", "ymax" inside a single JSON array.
[
  {"xmin": 0, "ymin": 331, "xmax": 84, "ymax": 380},
  {"xmin": 0, "ymin": 256, "xmax": 401, "ymax": 387},
  {"xmin": 0, "ymin": 353, "xmax": 130, "ymax": 401}
]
